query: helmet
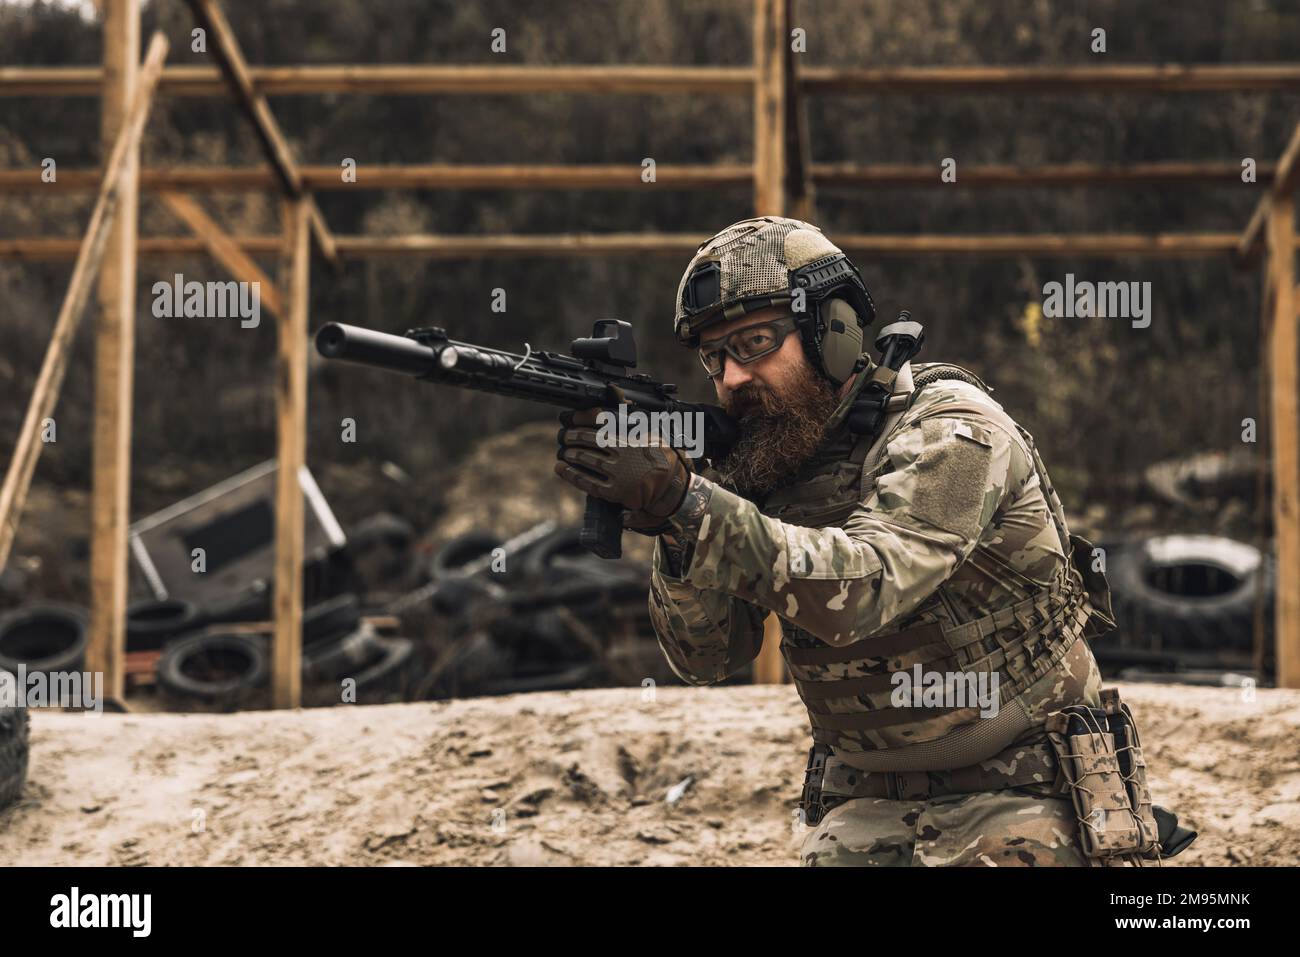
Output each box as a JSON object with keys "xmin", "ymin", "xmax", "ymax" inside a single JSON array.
[{"xmin": 673, "ymin": 216, "xmax": 876, "ymax": 385}]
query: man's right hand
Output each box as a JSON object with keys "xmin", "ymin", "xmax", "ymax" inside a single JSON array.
[{"xmin": 554, "ymin": 407, "xmax": 693, "ymax": 534}]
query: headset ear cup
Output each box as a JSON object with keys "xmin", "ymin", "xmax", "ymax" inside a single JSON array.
[{"xmin": 819, "ymin": 298, "xmax": 865, "ymax": 385}]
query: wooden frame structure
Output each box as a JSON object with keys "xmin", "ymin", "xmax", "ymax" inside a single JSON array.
[{"xmin": 2, "ymin": 0, "xmax": 1297, "ymax": 700}]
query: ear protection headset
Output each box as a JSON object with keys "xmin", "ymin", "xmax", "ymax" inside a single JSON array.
[{"xmin": 787, "ymin": 253, "xmax": 876, "ymax": 386}]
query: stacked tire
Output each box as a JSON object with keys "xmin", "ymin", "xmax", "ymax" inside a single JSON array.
[
  {"xmin": 0, "ymin": 604, "xmax": 88, "ymax": 678},
  {"xmin": 1107, "ymin": 534, "xmax": 1270, "ymax": 653},
  {"xmin": 156, "ymin": 632, "xmax": 268, "ymax": 708},
  {"xmin": 0, "ymin": 702, "xmax": 29, "ymax": 809},
  {"xmin": 153, "ymin": 592, "xmax": 418, "ymax": 706},
  {"xmin": 126, "ymin": 598, "xmax": 204, "ymax": 651}
]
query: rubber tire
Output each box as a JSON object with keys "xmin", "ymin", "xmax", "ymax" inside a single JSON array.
[
  {"xmin": 348, "ymin": 513, "xmax": 415, "ymax": 552},
  {"xmin": 0, "ymin": 705, "xmax": 29, "ymax": 809},
  {"xmin": 1107, "ymin": 535, "xmax": 1267, "ymax": 653},
  {"xmin": 156, "ymin": 632, "xmax": 269, "ymax": 702},
  {"xmin": 519, "ymin": 526, "xmax": 589, "ymax": 580},
  {"xmin": 126, "ymin": 598, "xmax": 205, "ymax": 652},
  {"xmin": 303, "ymin": 593, "xmax": 361, "ymax": 647},
  {"xmin": 326, "ymin": 636, "xmax": 418, "ymax": 701},
  {"xmin": 302, "ymin": 625, "xmax": 383, "ymax": 683},
  {"xmin": 351, "ymin": 637, "xmax": 416, "ymax": 693},
  {"xmin": 427, "ymin": 577, "xmax": 498, "ymax": 618},
  {"xmin": 0, "ymin": 604, "xmax": 88, "ymax": 676},
  {"xmin": 430, "ymin": 531, "xmax": 503, "ymax": 580}
]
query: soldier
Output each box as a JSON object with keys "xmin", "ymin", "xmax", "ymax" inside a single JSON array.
[{"xmin": 554, "ymin": 216, "xmax": 1127, "ymax": 867}]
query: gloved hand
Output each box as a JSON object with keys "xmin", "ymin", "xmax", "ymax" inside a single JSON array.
[{"xmin": 554, "ymin": 407, "xmax": 692, "ymax": 533}]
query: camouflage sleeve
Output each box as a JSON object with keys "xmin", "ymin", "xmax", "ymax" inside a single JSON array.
[
  {"xmin": 678, "ymin": 413, "xmax": 1022, "ymax": 646},
  {"xmin": 648, "ymin": 497, "xmax": 770, "ymax": 685}
]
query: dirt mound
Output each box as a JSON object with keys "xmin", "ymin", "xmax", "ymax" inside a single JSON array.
[{"xmin": 1, "ymin": 682, "xmax": 1296, "ymax": 866}]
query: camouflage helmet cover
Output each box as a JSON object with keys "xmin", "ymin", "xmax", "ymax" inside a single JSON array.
[{"xmin": 674, "ymin": 216, "xmax": 867, "ymax": 345}]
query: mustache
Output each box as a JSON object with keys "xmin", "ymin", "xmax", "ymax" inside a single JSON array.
[{"xmin": 723, "ymin": 383, "xmax": 789, "ymax": 418}]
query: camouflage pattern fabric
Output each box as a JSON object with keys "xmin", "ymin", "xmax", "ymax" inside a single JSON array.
[
  {"xmin": 650, "ymin": 374, "xmax": 1045, "ymax": 661},
  {"xmin": 800, "ymin": 786, "xmax": 1093, "ymax": 867},
  {"xmin": 647, "ymin": 360, "xmax": 1120, "ymax": 865},
  {"xmin": 649, "ymin": 371, "xmax": 1103, "ymax": 742}
]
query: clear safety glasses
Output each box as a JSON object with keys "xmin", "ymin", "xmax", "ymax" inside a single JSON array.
[{"xmin": 697, "ymin": 315, "xmax": 799, "ymax": 378}]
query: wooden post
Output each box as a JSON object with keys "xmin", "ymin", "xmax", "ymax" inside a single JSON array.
[
  {"xmin": 753, "ymin": 0, "xmax": 787, "ymax": 217},
  {"xmin": 0, "ymin": 34, "xmax": 168, "ymax": 571},
  {"xmin": 1255, "ymin": 259, "xmax": 1274, "ymax": 678},
  {"xmin": 751, "ymin": 0, "xmax": 790, "ymax": 684},
  {"xmin": 783, "ymin": 0, "xmax": 815, "ymax": 221},
  {"xmin": 1266, "ymin": 194, "xmax": 1300, "ymax": 687},
  {"xmin": 272, "ymin": 197, "xmax": 309, "ymax": 709},
  {"xmin": 85, "ymin": 0, "xmax": 140, "ymax": 704},
  {"xmin": 754, "ymin": 613, "xmax": 787, "ymax": 684}
]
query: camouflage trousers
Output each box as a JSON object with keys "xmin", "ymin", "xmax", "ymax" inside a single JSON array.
[{"xmin": 800, "ymin": 784, "xmax": 1092, "ymax": 867}]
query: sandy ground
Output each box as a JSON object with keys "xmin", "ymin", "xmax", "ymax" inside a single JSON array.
[{"xmin": 2, "ymin": 681, "xmax": 1298, "ymax": 867}]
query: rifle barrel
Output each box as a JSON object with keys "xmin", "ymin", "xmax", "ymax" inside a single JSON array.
[{"xmin": 315, "ymin": 322, "xmax": 437, "ymax": 377}]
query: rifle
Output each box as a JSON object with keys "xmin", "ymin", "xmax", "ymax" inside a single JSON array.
[{"xmin": 314, "ymin": 320, "xmax": 738, "ymax": 560}]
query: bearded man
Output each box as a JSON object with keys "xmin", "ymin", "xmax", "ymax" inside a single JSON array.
[{"xmin": 554, "ymin": 216, "xmax": 1186, "ymax": 867}]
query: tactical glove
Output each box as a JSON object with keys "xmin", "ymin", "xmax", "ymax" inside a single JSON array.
[{"xmin": 554, "ymin": 407, "xmax": 692, "ymax": 534}]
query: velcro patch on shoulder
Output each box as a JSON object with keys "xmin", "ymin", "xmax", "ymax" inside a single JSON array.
[{"xmin": 909, "ymin": 418, "xmax": 995, "ymax": 540}]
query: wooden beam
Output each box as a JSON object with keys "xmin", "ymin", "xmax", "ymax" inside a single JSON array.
[
  {"xmin": 185, "ymin": 0, "xmax": 338, "ymax": 270},
  {"xmin": 272, "ymin": 197, "xmax": 309, "ymax": 710},
  {"xmin": 11, "ymin": 63, "xmax": 1300, "ymax": 98},
  {"xmin": 0, "ymin": 64, "xmax": 755, "ymax": 98},
  {"xmin": 0, "ymin": 163, "xmax": 756, "ymax": 192},
  {"xmin": 752, "ymin": 0, "xmax": 787, "ymax": 217},
  {"xmin": 1, "ymin": 161, "xmax": 1280, "ymax": 194},
  {"xmin": 2, "ymin": 231, "xmax": 1280, "ymax": 261},
  {"xmin": 1239, "ymin": 198, "xmax": 1271, "ymax": 265},
  {"xmin": 800, "ymin": 64, "xmax": 1300, "ymax": 94},
  {"xmin": 186, "ymin": 0, "xmax": 299, "ymax": 195},
  {"xmin": 1266, "ymin": 194, "xmax": 1300, "ymax": 688},
  {"xmin": 0, "ymin": 34, "xmax": 169, "ymax": 572},
  {"xmin": 834, "ymin": 233, "xmax": 1249, "ymax": 257},
  {"xmin": 158, "ymin": 190, "xmax": 284, "ymax": 318},
  {"xmin": 1237, "ymin": 120, "xmax": 1300, "ymax": 264},
  {"xmin": 86, "ymin": 0, "xmax": 141, "ymax": 707},
  {"xmin": 815, "ymin": 161, "xmax": 1277, "ymax": 188}
]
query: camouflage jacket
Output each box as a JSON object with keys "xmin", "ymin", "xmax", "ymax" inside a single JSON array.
[{"xmin": 648, "ymin": 361, "xmax": 1104, "ymax": 763}]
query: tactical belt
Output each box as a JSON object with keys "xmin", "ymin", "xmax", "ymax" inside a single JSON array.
[
  {"xmin": 800, "ymin": 738, "xmax": 1065, "ymax": 825},
  {"xmin": 799, "ymin": 699, "xmax": 1198, "ymax": 863}
]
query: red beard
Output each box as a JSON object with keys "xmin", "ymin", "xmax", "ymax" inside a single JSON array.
[{"xmin": 714, "ymin": 362, "xmax": 839, "ymax": 499}]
